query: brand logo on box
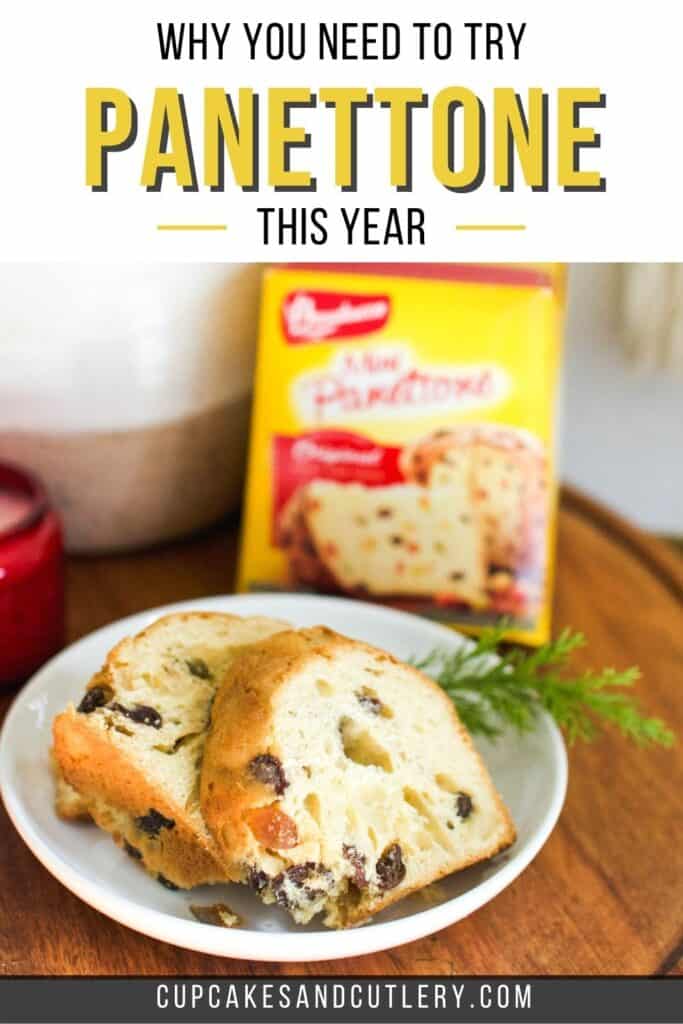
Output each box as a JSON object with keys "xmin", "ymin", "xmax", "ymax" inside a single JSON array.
[{"xmin": 282, "ymin": 290, "xmax": 390, "ymax": 343}]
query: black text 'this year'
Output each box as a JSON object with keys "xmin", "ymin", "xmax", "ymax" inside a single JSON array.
[{"xmin": 256, "ymin": 207, "xmax": 426, "ymax": 246}]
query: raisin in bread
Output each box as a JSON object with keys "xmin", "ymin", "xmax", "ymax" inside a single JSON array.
[
  {"xmin": 52, "ymin": 612, "xmax": 289, "ymax": 889},
  {"xmin": 200, "ymin": 627, "xmax": 515, "ymax": 928},
  {"xmin": 401, "ymin": 424, "xmax": 548, "ymax": 573},
  {"xmin": 279, "ymin": 480, "xmax": 488, "ymax": 609}
]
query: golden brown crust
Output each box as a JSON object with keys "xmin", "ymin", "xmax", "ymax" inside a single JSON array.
[
  {"xmin": 201, "ymin": 626, "xmax": 516, "ymax": 922},
  {"xmin": 201, "ymin": 629, "xmax": 325, "ymax": 876},
  {"xmin": 53, "ymin": 708, "xmax": 226, "ymax": 888},
  {"xmin": 51, "ymin": 751, "xmax": 91, "ymax": 822},
  {"xmin": 83, "ymin": 611, "xmax": 256, "ymax": 692},
  {"xmin": 400, "ymin": 424, "xmax": 545, "ymax": 476}
]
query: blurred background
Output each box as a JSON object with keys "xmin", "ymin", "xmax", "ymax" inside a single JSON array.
[
  {"xmin": 564, "ymin": 265, "xmax": 682, "ymax": 536},
  {"xmin": 0, "ymin": 263, "xmax": 681, "ymax": 553}
]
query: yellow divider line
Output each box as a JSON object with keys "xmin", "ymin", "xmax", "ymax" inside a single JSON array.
[
  {"xmin": 455, "ymin": 224, "xmax": 526, "ymax": 232},
  {"xmin": 157, "ymin": 224, "xmax": 228, "ymax": 232}
]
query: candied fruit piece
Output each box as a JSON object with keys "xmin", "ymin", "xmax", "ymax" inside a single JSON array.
[{"xmin": 246, "ymin": 805, "xmax": 299, "ymax": 849}]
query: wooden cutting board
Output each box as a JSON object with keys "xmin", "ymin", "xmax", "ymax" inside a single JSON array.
[{"xmin": 1, "ymin": 487, "xmax": 681, "ymax": 976}]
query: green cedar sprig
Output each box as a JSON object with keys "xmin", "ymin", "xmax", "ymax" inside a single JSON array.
[{"xmin": 414, "ymin": 625, "xmax": 675, "ymax": 747}]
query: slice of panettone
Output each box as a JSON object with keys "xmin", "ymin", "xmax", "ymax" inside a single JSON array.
[
  {"xmin": 279, "ymin": 480, "xmax": 489, "ymax": 609},
  {"xmin": 200, "ymin": 626, "xmax": 515, "ymax": 928},
  {"xmin": 52, "ymin": 611, "xmax": 289, "ymax": 889}
]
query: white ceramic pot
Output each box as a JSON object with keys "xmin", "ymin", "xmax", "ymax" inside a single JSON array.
[{"xmin": 0, "ymin": 264, "xmax": 263, "ymax": 552}]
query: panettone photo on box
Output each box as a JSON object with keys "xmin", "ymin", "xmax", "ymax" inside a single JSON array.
[{"xmin": 238, "ymin": 264, "xmax": 565, "ymax": 645}]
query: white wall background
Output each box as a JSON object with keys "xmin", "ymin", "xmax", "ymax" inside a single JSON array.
[{"xmin": 560, "ymin": 265, "xmax": 683, "ymax": 534}]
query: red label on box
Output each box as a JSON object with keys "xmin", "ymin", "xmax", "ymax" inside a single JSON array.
[
  {"xmin": 272, "ymin": 430, "xmax": 402, "ymax": 536},
  {"xmin": 281, "ymin": 290, "xmax": 390, "ymax": 344}
]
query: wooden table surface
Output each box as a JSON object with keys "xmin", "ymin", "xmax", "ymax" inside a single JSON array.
[{"xmin": 1, "ymin": 487, "xmax": 681, "ymax": 977}]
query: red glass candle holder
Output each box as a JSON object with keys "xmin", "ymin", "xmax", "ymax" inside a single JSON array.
[{"xmin": 0, "ymin": 462, "xmax": 65, "ymax": 689}]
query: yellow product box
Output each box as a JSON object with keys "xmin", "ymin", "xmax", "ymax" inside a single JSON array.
[{"xmin": 238, "ymin": 264, "xmax": 565, "ymax": 645}]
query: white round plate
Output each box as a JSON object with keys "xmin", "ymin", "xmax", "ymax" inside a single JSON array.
[{"xmin": 0, "ymin": 594, "xmax": 567, "ymax": 962}]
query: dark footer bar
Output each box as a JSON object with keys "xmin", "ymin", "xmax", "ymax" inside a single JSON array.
[{"xmin": 0, "ymin": 976, "xmax": 680, "ymax": 1024}]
